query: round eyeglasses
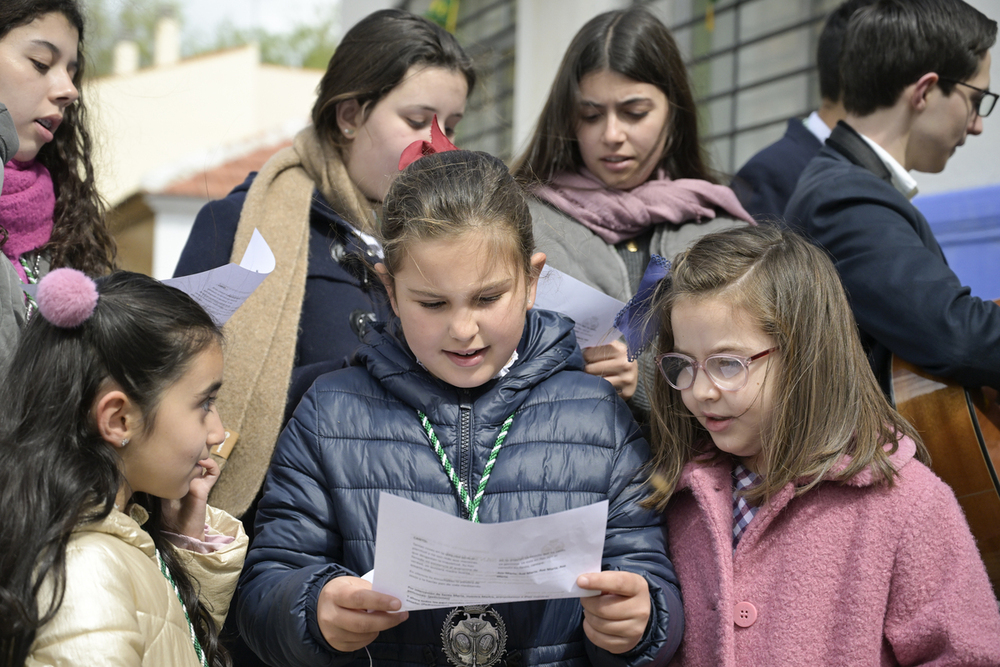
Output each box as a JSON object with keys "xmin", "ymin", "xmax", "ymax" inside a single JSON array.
[{"xmin": 656, "ymin": 348, "xmax": 777, "ymax": 391}]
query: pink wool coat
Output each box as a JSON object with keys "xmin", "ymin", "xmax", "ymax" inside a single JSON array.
[{"xmin": 666, "ymin": 437, "xmax": 1000, "ymax": 666}]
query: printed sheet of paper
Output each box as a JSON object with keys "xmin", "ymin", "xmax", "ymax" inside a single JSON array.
[
  {"xmin": 162, "ymin": 228, "xmax": 275, "ymax": 326},
  {"xmin": 370, "ymin": 493, "xmax": 607, "ymax": 612},
  {"xmin": 534, "ymin": 265, "xmax": 625, "ymax": 348}
]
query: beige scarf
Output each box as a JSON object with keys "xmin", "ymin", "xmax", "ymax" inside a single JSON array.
[{"xmin": 208, "ymin": 126, "xmax": 375, "ymax": 517}]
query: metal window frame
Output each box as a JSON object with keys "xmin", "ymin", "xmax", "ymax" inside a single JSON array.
[{"xmin": 643, "ymin": 0, "xmax": 835, "ymax": 173}]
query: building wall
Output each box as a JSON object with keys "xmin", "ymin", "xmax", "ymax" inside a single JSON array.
[
  {"xmin": 107, "ymin": 194, "xmax": 155, "ymax": 276},
  {"xmin": 146, "ymin": 195, "xmax": 209, "ymax": 279},
  {"xmin": 85, "ymin": 45, "xmax": 320, "ymax": 208},
  {"xmin": 341, "ymin": 1, "xmax": 396, "ymax": 33}
]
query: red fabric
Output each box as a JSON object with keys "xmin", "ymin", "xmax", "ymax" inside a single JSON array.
[{"xmin": 397, "ymin": 116, "xmax": 458, "ymax": 171}]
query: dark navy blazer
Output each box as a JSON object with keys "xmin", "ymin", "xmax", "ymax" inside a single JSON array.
[
  {"xmin": 174, "ymin": 173, "xmax": 392, "ymax": 419},
  {"xmin": 785, "ymin": 121, "xmax": 1000, "ymax": 391},
  {"xmin": 732, "ymin": 117, "xmax": 823, "ymax": 221}
]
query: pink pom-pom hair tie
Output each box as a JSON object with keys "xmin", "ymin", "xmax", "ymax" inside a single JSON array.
[{"xmin": 36, "ymin": 268, "xmax": 99, "ymax": 328}]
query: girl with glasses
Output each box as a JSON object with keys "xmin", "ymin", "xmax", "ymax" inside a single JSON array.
[{"xmin": 644, "ymin": 225, "xmax": 1000, "ymax": 665}]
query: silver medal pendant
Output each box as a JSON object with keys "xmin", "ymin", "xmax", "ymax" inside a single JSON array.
[{"xmin": 440, "ymin": 605, "xmax": 507, "ymax": 667}]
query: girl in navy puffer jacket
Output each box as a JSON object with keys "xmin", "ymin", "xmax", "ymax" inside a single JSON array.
[{"xmin": 237, "ymin": 148, "xmax": 683, "ymax": 667}]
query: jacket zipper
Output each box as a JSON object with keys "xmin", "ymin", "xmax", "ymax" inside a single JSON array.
[{"xmin": 459, "ymin": 391, "xmax": 472, "ymax": 520}]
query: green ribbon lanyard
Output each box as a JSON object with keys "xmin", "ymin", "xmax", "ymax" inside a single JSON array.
[
  {"xmin": 417, "ymin": 411, "xmax": 514, "ymax": 523},
  {"xmin": 155, "ymin": 548, "xmax": 208, "ymax": 667},
  {"xmin": 19, "ymin": 255, "xmax": 39, "ymax": 318}
]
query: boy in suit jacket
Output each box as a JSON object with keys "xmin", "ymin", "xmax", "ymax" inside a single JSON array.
[
  {"xmin": 732, "ymin": 0, "xmax": 873, "ymax": 220},
  {"xmin": 785, "ymin": 0, "xmax": 1000, "ymax": 392}
]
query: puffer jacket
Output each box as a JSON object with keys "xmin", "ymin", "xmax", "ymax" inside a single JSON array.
[
  {"xmin": 238, "ymin": 309, "xmax": 683, "ymax": 667},
  {"xmin": 28, "ymin": 505, "xmax": 248, "ymax": 666}
]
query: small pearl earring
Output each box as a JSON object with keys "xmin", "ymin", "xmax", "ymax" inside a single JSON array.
[{"xmin": 344, "ymin": 128, "xmax": 354, "ymax": 137}]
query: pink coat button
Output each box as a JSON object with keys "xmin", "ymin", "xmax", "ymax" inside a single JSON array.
[{"xmin": 734, "ymin": 601, "xmax": 757, "ymax": 627}]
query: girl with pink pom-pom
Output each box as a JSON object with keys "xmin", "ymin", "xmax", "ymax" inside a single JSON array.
[
  {"xmin": 0, "ymin": 0, "xmax": 116, "ymax": 367},
  {"xmin": 0, "ymin": 269, "xmax": 247, "ymax": 667}
]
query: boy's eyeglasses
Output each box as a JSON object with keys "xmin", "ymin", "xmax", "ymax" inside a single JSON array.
[
  {"xmin": 656, "ymin": 348, "xmax": 777, "ymax": 391},
  {"xmin": 939, "ymin": 77, "xmax": 998, "ymax": 118}
]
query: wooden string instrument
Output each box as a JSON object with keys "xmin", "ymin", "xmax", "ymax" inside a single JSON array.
[{"xmin": 890, "ymin": 357, "xmax": 1000, "ymax": 596}]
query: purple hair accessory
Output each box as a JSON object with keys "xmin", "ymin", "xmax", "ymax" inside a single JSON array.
[
  {"xmin": 613, "ymin": 255, "xmax": 671, "ymax": 361},
  {"xmin": 36, "ymin": 268, "xmax": 99, "ymax": 328}
]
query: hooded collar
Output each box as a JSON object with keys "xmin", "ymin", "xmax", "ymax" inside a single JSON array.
[
  {"xmin": 357, "ymin": 309, "xmax": 584, "ymax": 425},
  {"xmin": 75, "ymin": 504, "xmax": 155, "ymax": 558}
]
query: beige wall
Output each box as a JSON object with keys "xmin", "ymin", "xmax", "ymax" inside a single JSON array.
[{"xmin": 85, "ymin": 44, "xmax": 322, "ymax": 207}]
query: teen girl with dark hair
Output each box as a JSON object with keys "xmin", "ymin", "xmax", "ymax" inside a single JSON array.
[
  {"xmin": 174, "ymin": 8, "xmax": 476, "ymax": 523},
  {"xmin": 512, "ymin": 6, "xmax": 751, "ymax": 412},
  {"xmin": 0, "ymin": 0, "xmax": 116, "ymax": 365},
  {"xmin": 0, "ymin": 270, "xmax": 247, "ymax": 666}
]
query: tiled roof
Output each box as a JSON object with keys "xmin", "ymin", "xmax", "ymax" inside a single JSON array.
[{"xmin": 160, "ymin": 139, "xmax": 293, "ymax": 199}]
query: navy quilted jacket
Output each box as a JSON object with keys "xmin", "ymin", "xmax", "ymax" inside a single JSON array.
[{"xmin": 237, "ymin": 309, "xmax": 683, "ymax": 667}]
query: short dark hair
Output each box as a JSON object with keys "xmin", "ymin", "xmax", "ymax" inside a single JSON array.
[
  {"xmin": 817, "ymin": 0, "xmax": 876, "ymax": 102},
  {"xmin": 841, "ymin": 0, "xmax": 997, "ymax": 115},
  {"xmin": 311, "ymin": 9, "xmax": 475, "ymax": 148},
  {"xmin": 512, "ymin": 5, "xmax": 713, "ymax": 185}
]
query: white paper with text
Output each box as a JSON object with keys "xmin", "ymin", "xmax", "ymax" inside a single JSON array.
[
  {"xmin": 533, "ymin": 265, "xmax": 624, "ymax": 348},
  {"xmin": 370, "ymin": 493, "xmax": 607, "ymax": 611},
  {"xmin": 162, "ymin": 228, "xmax": 274, "ymax": 326}
]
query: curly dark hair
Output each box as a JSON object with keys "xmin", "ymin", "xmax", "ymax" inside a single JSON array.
[{"xmin": 0, "ymin": 0, "xmax": 116, "ymax": 276}]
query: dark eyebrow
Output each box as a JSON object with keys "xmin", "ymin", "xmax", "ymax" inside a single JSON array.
[
  {"xmin": 29, "ymin": 39, "xmax": 78, "ymax": 70},
  {"xmin": 579, "ymin": 97, "xmax": 655, "ymax": 109},
  {"xmin": 197, "ymin": 381, "xmax": 223, "ymax": 402},
  {"xmin": 405, "ymin": 105, "xmax": 464, "ymax": 119}
]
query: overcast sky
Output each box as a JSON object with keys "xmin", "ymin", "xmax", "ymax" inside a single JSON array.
[{"xmin": 175, "ymin": 0, "xmax": 340, "ymax": 44}]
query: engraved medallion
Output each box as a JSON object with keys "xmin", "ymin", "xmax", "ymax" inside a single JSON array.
[{"xmin": 440, "ymin": 605, "xmax": 507, "ymax": 667}]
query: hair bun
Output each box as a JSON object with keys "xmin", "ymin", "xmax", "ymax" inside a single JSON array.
[{"xmin": 36, "ymin": 268, "xmax": 99, "ymax": 328}]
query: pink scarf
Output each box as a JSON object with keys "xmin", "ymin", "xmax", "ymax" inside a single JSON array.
[
  {"xmin": 534, "ymin": 168, "xmax": 754, "ymax": 244},
  {"xmin": 1, "ymin": 160, "xmax": 55, "ymax": 283}
]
